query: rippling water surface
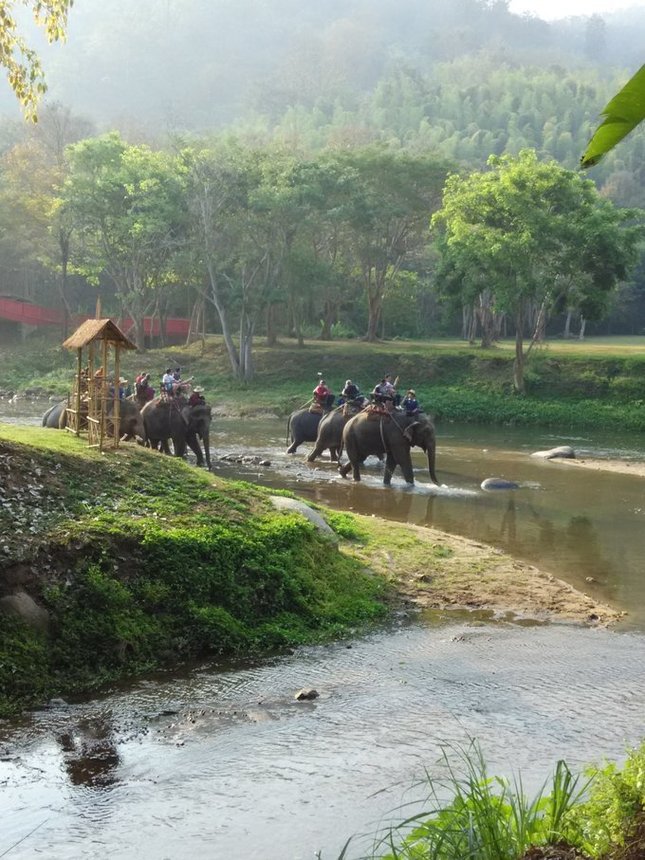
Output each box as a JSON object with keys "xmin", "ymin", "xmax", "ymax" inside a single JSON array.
[{"xmin": 2, "ymin": 403, "xmax": 645, "ymax": 858}]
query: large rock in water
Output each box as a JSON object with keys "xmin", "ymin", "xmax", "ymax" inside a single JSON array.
[
  {"xmin": 269, "ymin": 496, "xmax": 337, "ymax": 542},
  {"xmin": 481, "ymin": 477, "xmax": 520, "ymax": 490},
  {"xmin": 531, "ymin": 446, "xmax": 576, "ymax": 460}
]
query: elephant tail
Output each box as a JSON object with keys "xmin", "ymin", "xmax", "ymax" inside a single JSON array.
[{"xmin": 285, "ymin": 415, "xmax": 291, "ymax": 445}]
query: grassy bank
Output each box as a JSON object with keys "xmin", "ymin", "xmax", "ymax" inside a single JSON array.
[
  {"xmin": 0, "ymin": 426, "xmax": 389, "ymax": 716},
  {"xmin": 6, "ymin": 333, "xmax": 645, "ymax": 431}
]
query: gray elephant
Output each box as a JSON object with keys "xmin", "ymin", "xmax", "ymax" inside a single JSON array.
[
  {"xmin": 41, "ymin": 399, "xmax": 144, "ymax": 440},
  {"xmin": 306, "ymin": 399, "xmax": 369, "ymax": 462},
  {"xmin": 286, "ymin": 406, "xmax": 333, "ymax": 454},
  {"xmin": 339, "ymin": 410, "xmax": 438, "ymax": 485},
  {"xmin": 42, "ymin": 401, "xmax": 67, "ymax": 428},
  {"xmin": 141, "ymin": 397, "xmax": 212, "ymax": 469}
]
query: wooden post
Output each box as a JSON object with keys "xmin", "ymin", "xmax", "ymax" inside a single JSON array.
[
  {"xmin": 100, "ymin": 337, "xmax": 108, "ymax": 450},
  {"xmin": 113, "ymin": 343, "xmax": 120, "ymax": 448},
  {"xmin": 75, "ymin": 347, "xmax": 82, "ymax": 436}
]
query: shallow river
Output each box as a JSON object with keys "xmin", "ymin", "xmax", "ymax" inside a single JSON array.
[{"xmin": 2, "ymin": 403, "xmax": 645, "ymax": 859}]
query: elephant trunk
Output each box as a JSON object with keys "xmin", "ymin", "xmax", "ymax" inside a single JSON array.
[
  {"xmin": 427, "ymin": 446, "xmax": 438, "ymax": 485},
  {"xmin": 202, "ymin": 428, "xmax": 211, "ymax": 470}
]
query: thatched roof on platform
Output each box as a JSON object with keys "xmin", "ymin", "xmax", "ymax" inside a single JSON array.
[{"xmin": 62, "ymin": 319, "xmax": 137, "ymax": 351}]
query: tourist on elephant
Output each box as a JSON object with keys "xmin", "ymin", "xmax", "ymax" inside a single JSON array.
[
  {"xmin": 402, "ymin": 389, "xmax": 420, "ymax": 416},
  {"xmin": 313, "ymin": 378, "xmax": 333, "ymax": 409},
  {"xmin": 341, "ymin": 379, "xmax": 360, "ymax": 404},
  {"xmin": 372, "ymin": 375, "xmax": 397, "ymax": 410},
  {"xmin": 161, "ymin": 368, "xmax": 175, "ymax": 398},
  {"xmin": 118, "ymin": 377, "xmax": 131, "ymax": 400},
  {"xmin": 135, "ymin": 373, "xmax": 155, "ymax": 405}
]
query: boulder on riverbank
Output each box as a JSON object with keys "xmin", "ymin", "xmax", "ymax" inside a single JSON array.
[{"xmin": 531, "ymin": 446, "xmax": 576, "ymax": 460}]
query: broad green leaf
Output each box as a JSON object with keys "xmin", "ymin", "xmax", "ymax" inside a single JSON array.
[{"xmin": 581, "ymin": 64, "xmax": 645, "ymax": 168}]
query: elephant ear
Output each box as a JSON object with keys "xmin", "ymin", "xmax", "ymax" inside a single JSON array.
[{"xmin": 403, "ymin": 422, "xmax": 420, "ymax": 442}]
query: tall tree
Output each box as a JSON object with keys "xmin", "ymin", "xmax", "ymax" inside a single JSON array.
[
  {"xmin": 62, "ymin": 132, "xmax": 186, "ymax": 349},
  {"xmin": 323, "ymin": 148, "xmax": 449, "ymax": 341},
  {"xmin": 433, "ymin": 150, "xmax": 641, "ymax": 392}
]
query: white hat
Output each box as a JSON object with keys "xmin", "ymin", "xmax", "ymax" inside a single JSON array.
[
  {"xmin": 118, "ymin": 377, "xmax": 128, "ymax": 384},
  {"xmin": 193, "ymin": 386, "xmax": 204, "ymax": 393}
]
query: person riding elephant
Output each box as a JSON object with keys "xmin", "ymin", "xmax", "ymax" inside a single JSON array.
[
  {"xmin": 306, "ymin": 397, "xmax": 368, "ymax": 462},
  {"xmin": 141, "ymin": 396, "xmax": 212, "ymax": 469},
  {"xmin": 338, "ymin": 410, "xmax": 438, "ymax": 486}
]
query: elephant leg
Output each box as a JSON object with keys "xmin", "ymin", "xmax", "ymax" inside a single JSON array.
[
  {"xmin": 352, "ymin": 462, "xmax": 361, "ymax": 481},
  {"xmin": 400, "ymin": 454, "xmax": 415, "ymax": 485},
  {"xmin": 329, "ymin": 446, "xmax": 338, "ymax": 462},
  {"xmin": 384, "ymin": 452, "xmax": 397, "ymax": 486},
  {"xmin": 338, "ymin": 461, "xmax": 352, "ymax": 478},
  {"xmin": 186, "ymin": 432, "xmax": 204, "ymax": 467},
  {"xmin": 286, "ymin": 438, "xmax": 300, "ymax": 454},
  {"xmin": 306, "ymin": 444, "xmax": 323, "ymax": 462},
  {"xmin": 161, "ymin": 439, "xmax": 172, "ymax": 455}
]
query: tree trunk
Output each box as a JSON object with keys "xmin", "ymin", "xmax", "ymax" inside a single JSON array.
[
  {"xmin": 58, "ymin": 231, "xmax": 72, "ymax": 339},
  {"xmin": 205, "ymin": 263, "xmax": 240, "ymax": 378},
  {"xmin": 563, "ymin": 309, "xmax": 572, "ymax": 338},
  {"xmin": 513, "ymin": 304, "xmax": 526, "ymax": 394},
  {"xmin": 319, "ymin": 300, "xmax": 335, "ymax": 340},
  {"xmin": 266, "ymin": 302, "xmax": 278, "ymax": 347},
  {"xmin": 578, "ymin": 316, "xmax": 586, "ymax": 340},
  {"xmin": 365, "ymin": 289, "xmax": 383, "ymax": 342}
]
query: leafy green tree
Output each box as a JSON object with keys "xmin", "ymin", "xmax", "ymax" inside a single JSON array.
[
  {"xmin": 186, "ymin": 143, "xmax": 310, "ymax": 380},
  {"xmin": 62, "ymin": 133, "xmax": 186, "ymax": 349},
  {"xmin": 433, "ymin": 149, "xmax": 641, "ymax": 392},
  {"xmin": 0, "ymin": 1, "xmax": 71, "ymax": 119},
  {"xmin": 323, "ymin": 148, "xmax": 449, "ymax": 342}
]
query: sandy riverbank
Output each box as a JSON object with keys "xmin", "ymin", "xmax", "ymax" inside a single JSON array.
[
  {"xmin": 345, "ymin": 515, "xmax": 622, "ymax": 627},
  {"xmin": 547, "ymin": 456, "xmax": 645, "ymax": 479}
]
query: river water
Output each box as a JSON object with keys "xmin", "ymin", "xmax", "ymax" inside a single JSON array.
[{"xmin": 2, "ymin": 403, "xmax": 645, "ymax": 859}]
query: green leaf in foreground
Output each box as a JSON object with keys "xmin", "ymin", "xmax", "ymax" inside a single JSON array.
[{"xmin": 581, "ymin": 64, "xmax": 645, "ymax": 168}]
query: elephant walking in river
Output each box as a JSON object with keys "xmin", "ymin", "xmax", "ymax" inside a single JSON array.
[
  {"xmin": 339, "ymin": 410, "xmax": 438, "ymax": 486},
  {"xmin": 307, "ymin": 399, "xmax": 369, "ymax": 462},
  {"xmin": 142, "ymin": 397, "xmax": 212, "ymax": 469},
  {"xmin": 286, "ymin": 406, "xmax": 333, "ymax": 454}
]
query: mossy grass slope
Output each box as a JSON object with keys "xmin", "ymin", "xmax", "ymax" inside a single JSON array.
[
  {"xmin": 8, "ymin": 333, "xmax": 645, "ymax": 430},
  {"xmin": 0, "ymin": 426, "xmax": 388, "ymax": 716}
]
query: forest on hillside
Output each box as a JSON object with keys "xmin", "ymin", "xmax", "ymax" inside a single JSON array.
[{"xmin": 1, "ymin": 0, "xmax": 645, "ymax": 364}]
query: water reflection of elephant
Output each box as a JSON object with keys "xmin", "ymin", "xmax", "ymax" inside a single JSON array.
[{"xmin": 57, "ymin": 717, "xmax": 120, "ymax": 788}]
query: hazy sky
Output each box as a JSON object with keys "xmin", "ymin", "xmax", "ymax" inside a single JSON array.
[{"xmin": 508, "ymin": 0, "xmax": 642, "ymax": 18}]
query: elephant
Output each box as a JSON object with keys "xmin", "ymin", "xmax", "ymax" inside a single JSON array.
[
  {"xmin": 42, "ymin": 400, "xmax": 67, "ymax": 428},
  {"xmin": 306, "ymin": 399, "xmax": 370, "ymax": 462},
  {"xmin": 286, "ymin": 405, "xmax": 333, "ymax": 454},
  {"xmin": 41, "ymin": 399, "xmax": 144, "ymax": 440},
  {"xmin": 339, "ymin": 410, "xmax": 438, "ymax": 486},
  {"xmin": 141, "ymin": 397, "xmax": 212, "ymax": 469}
]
